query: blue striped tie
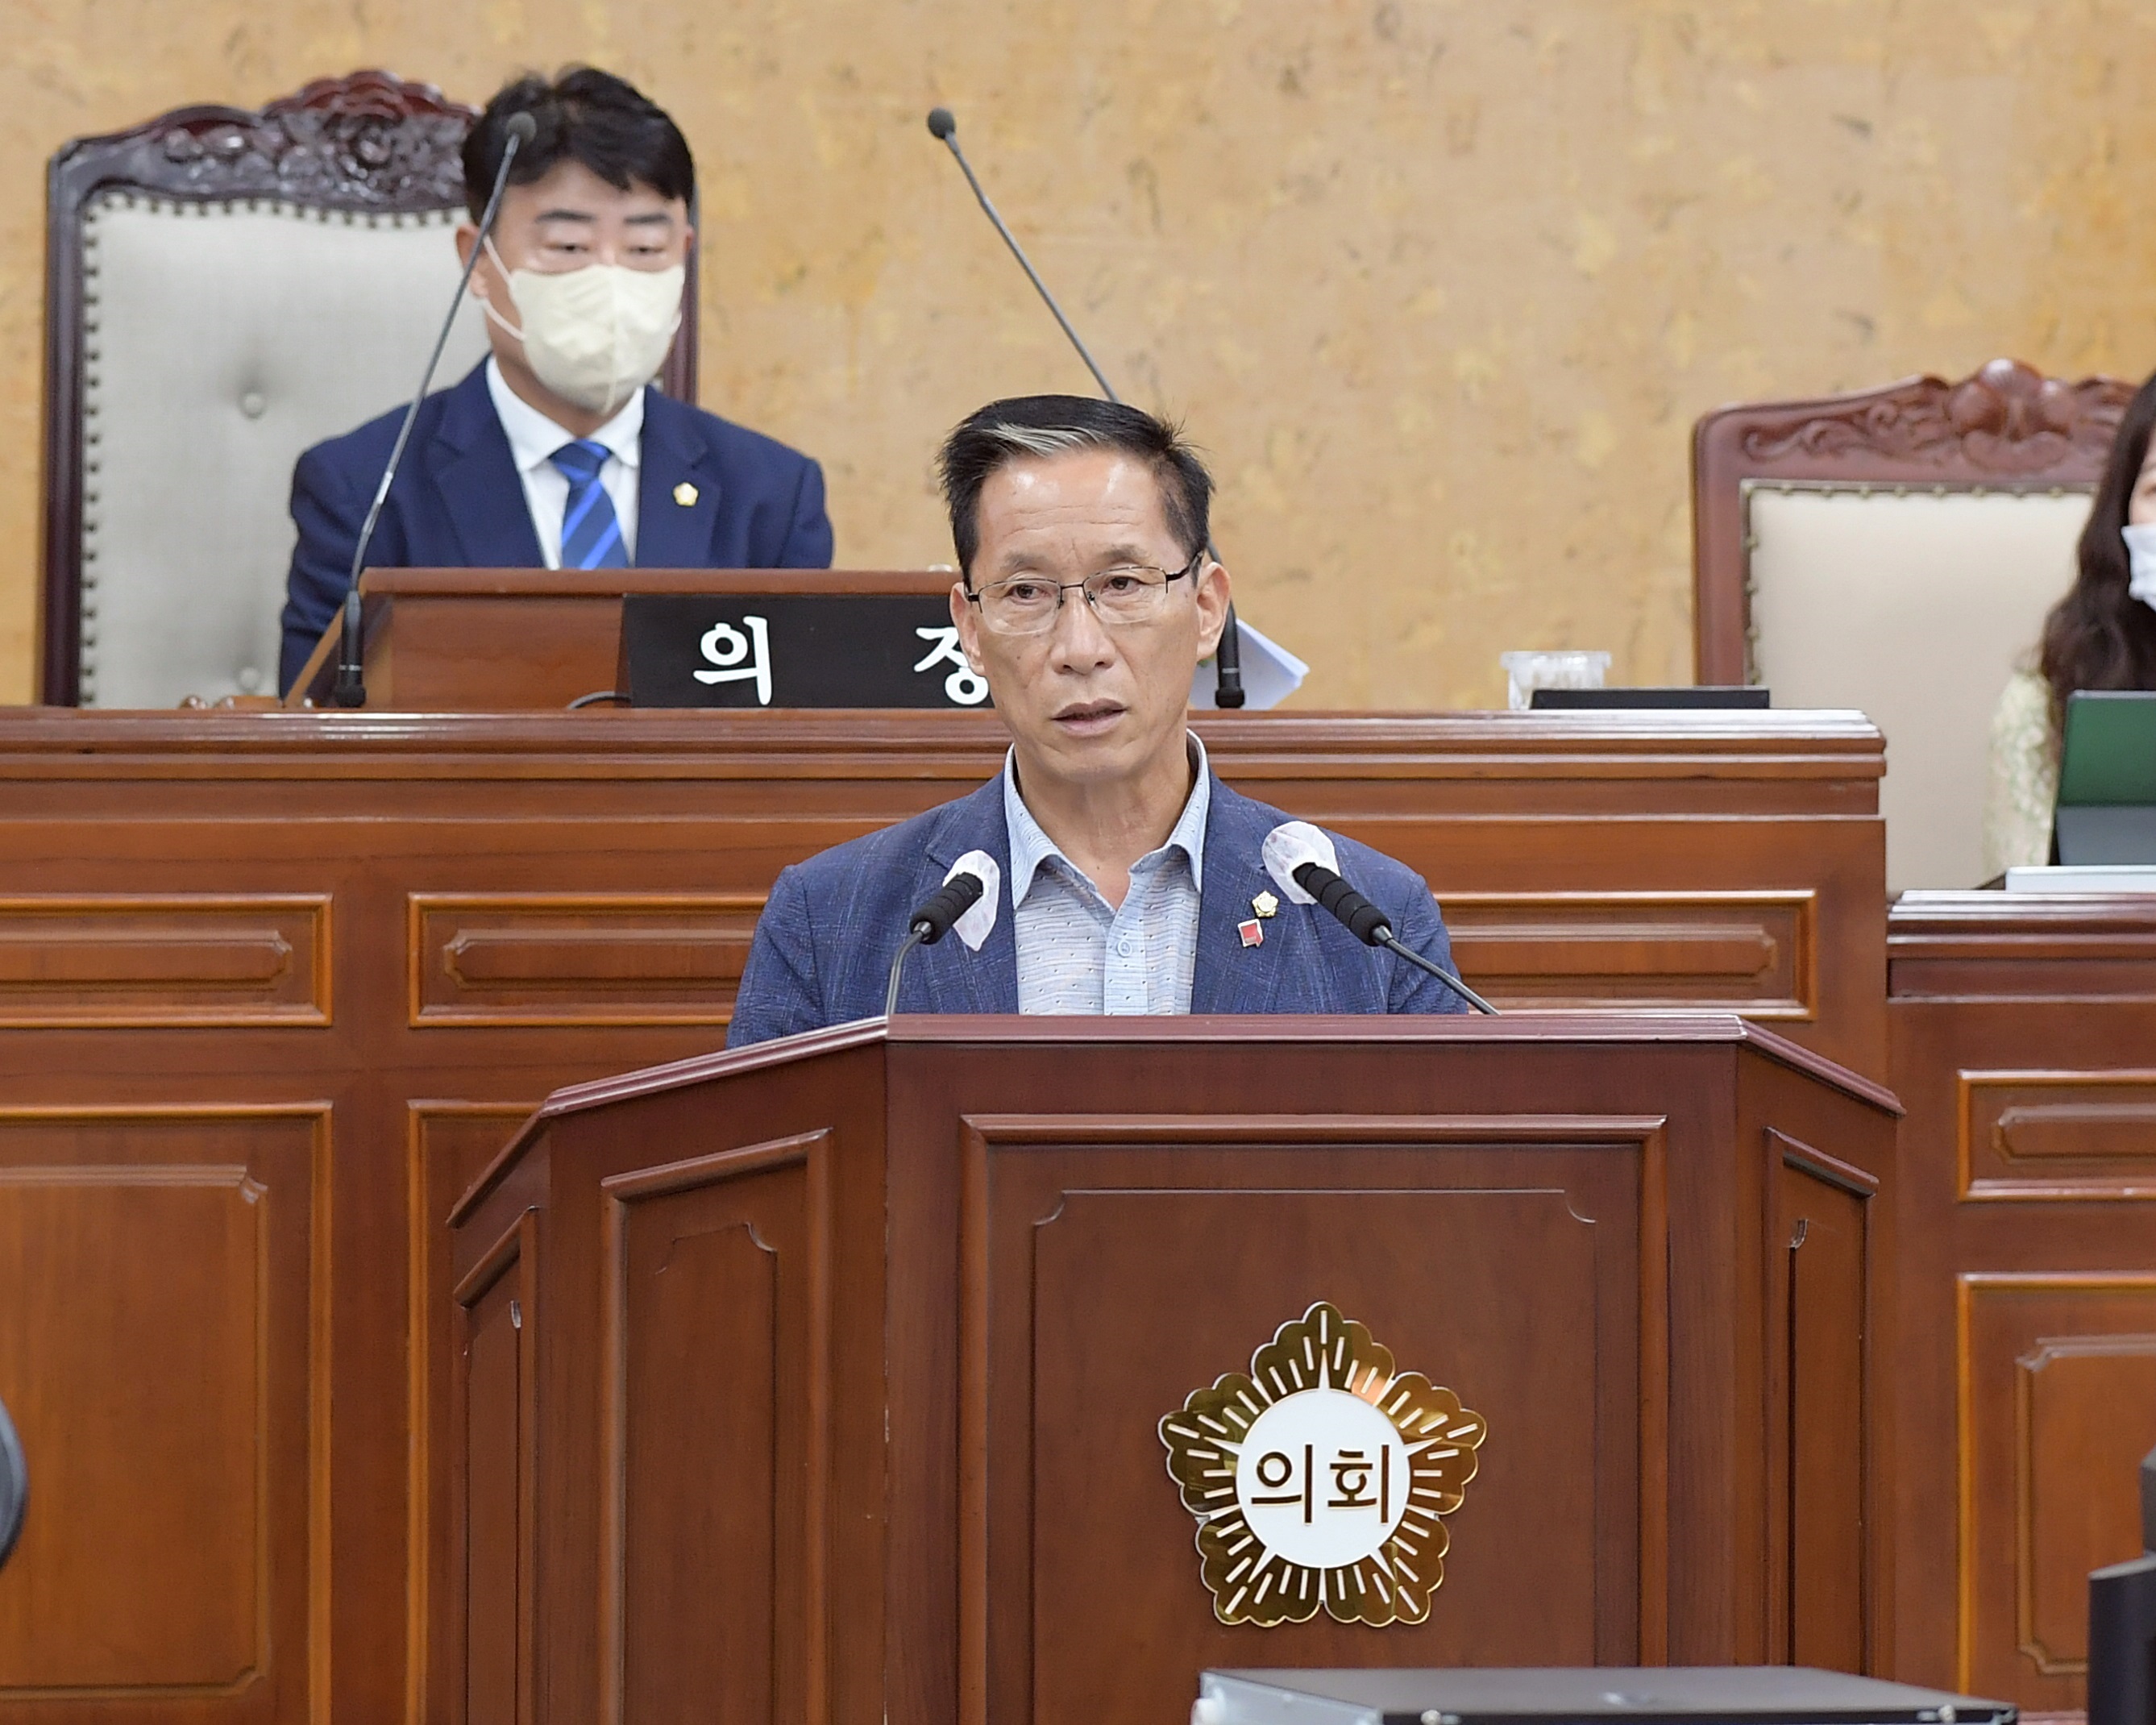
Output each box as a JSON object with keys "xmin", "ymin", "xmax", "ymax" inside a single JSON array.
[{"xmin": 550, "ymin": 439, "xmax": 629, "ymax": 569}]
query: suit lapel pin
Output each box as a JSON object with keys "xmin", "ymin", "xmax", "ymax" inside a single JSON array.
[
  {"xmin": 672, "ymin": 481, "xmax": 698, "ymax": 506},
  {"xmin": 1238, "ymin": 917, "xmax": 1265, "ymax": 949},
  {"xmin": 1252, "ymin": 890, "xmax": 1279, "ymax": 919}
]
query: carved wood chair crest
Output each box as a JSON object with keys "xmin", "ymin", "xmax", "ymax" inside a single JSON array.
[{"xmin": 93, "ymin": 69, "xmax": 478, "ymax": 211}]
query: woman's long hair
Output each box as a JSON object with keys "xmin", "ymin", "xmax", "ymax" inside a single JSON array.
[{"xmin": 2038, "ymin": 368, "xmax": 2156, "ymax": 714}]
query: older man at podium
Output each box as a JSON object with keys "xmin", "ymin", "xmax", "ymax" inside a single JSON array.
[{"xmin": 725, "ymin": 394, "xmax": 1469, "ymax": 1046}]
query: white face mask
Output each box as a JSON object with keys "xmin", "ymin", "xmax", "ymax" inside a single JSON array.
[
  {"xmin": 2123, "ymin": 522, "xmax": 2156, "ymax": 610},
  {"xmin": 484, "ymin": 239, "xmax": 684, "ymax": 418}
]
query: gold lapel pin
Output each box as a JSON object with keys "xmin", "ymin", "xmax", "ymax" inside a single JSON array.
[
  {"xmin": 1252, "ymin": 890, "xmax": 1279, "ymax": 919},
  {"xmin": 672, "ymin": 481, "xmax": 698, "ymax": 506}
]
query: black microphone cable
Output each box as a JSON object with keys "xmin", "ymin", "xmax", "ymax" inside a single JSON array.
[
  {"xmin": 885, "ymin": 871, "xmax": 988, "ymax": 1016},
  {"xmin": 1291, "ymin": 861, "xmax": 1498, "ymax": 1015},
  {"xmin": 330, "ymin": 110, "xmax": 537, "ymax": 709},
  {"xmin": 926, "ymin": 106, "xmax": 1247, "ymax": 708}
]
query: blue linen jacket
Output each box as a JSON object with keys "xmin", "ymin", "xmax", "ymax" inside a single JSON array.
[
  {"xmin": 725, "ymin": 770, "xmax": 1471, "ymax": 1048},
  {"xmin": 277, "ymin": 360, "xmax": 833, "ymax": 692}
]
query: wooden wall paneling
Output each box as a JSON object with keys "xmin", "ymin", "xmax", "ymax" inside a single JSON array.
[
  {"xmin": 409, "ymin": 1104, "xmax": 537, "ymax": 1725},
  {"xmin": 958, "ymin": 1112, "xmax": 1664, "ymax": 1725},
  {"xmin": 451, "ymin": 1209, "xmax": 539, "ymax": 1725},
  {"xmin": 1733, "ymin": 1043, "xmax": 1900, "ymax": 1682},
  {"xmin": 0, "ymin": 709, "xmax": 1890, "ymax": 1085},
  {"xmin": 1955, "ymin": 1276, "xmax": 2156, "ymax": 1706},
  {"xmin": 1766, "ymin": 1131, "xmax": 1876, "ymax": 1674},
  {"xmin": 0, "ymin": 895, "xmax": 329, "ymax": 1026},
  {"xmin": 1890, "ymin": 890, "xmax": 2156, "ymax": 1708},
  {"xmin": 597, "ymin": 1130, "xmax": 833, "ymax": 1725},
  {"xmin": 1957, "ymin": 1070, "xmax": 2156, "ymax": 1202},
  {"xmin": 0, "ymin": 709, "xmax": 1889, "ymax": 1724},
  {"xmin": 0, "ymin": 1104, "xmax": 328, "ymax": 1723},
  {"xmin": 408, "ymin": 894, "xmax": 765, "ymax": 1028},
  {"xmin": 1442, "ymin": 891, "xmax": 1814, "ymax": 1016}
]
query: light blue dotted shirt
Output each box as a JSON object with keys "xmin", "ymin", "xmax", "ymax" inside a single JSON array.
[{"xmin": 1002, "ymin": 736, "xmax": 1211, "ymax": 1015}]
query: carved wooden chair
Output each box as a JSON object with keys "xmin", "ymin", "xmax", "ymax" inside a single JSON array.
[
  {"xmin": 40, "ymin": 71, "xmax": 700, "ymax": 708},
  {"xmin": 1693, "ymin": 359, "xmax": 2135, "ymax": 889}
]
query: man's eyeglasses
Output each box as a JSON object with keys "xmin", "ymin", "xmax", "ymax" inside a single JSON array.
[{"xmin": 964, "ymin": 551, "xmax": 1204, "ymax": 637}]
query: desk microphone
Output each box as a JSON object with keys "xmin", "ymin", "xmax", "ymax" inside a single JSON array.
[
  {"xmin": 885, "ymin": 858, "xmax": 995, "ymax": 1016},
  {"xmin": 926, "ymin": 106, "xmax": 1246, "ymax": 707},
  {"xmin": 330, "ymin": 110, "xmax": 537, "ymax": 708},
  {"xmin": 1260, "ymin": 821, "xmax": 1498, "ymax": 1014}
]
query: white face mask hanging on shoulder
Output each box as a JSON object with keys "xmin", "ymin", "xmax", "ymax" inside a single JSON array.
[
  {"xmin": 2122, "ymin": 522, "xmax": 2156, "ymax": 610},
  {"xmin": 483, "ymin": 238, "xmax": 684, "ymax": 418}
]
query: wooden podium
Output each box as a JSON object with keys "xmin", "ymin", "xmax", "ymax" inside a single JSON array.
[{"xmin": 447, "ymin": 1012, "xmax": 1897, "ymax": 1725}]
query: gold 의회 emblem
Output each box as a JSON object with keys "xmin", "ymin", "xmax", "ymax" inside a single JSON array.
[
  {"xmin": 1252, "ymin": 890, "xmax": 1279, "ymax": 918},
  {"xmin": 673, "ymin": 480, "xmax": 699, "ymax": 506},
  {"xmin": 1158, "ymin": 1301, "xmax": 1485, "ymax": 1627}
]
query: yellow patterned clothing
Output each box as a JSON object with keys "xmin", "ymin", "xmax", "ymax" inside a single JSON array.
[{"xmin": 1983, "ymin": 669, "xmax": 2059, "ymax": 877}]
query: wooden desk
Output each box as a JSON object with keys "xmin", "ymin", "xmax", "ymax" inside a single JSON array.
[
  {"xmin": 1888, "ymin": 890, "xmax": 2156, "ymax": 1713},
  {"xmin": 285, "ymin": 567, "xmax": 956, "ymax": 710},
  {"xmin": 0, "ymin": 707, "xmax": 1884, "ymax": 1725}
]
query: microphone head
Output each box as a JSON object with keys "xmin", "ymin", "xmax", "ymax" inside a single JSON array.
[
  {"xmin": 503, "ymin": 112, "xmax": 538, "ymax": 145},
  {"xmin": 926, "ymin": 106, "xmax": 957, "ymax": 139},
  {"xmin": 945, "ymin": 850, "xmax": 999, "ymax": 947},
  {"xmin": 1261, "ymin": 821, "xmax": 1340, "ymax": 905},
  {"xmin": 911, "ymin": 851, "xmax": 1000, "ymax": 950}
]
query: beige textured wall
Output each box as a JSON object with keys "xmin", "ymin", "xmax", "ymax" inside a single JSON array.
[{"xmin": 5, "ymin": 0, "xmax": 2156, "ymax": 706}]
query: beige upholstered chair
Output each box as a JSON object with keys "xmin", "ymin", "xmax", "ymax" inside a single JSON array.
[
  {"xmin": 1693, "ymin": 360, "xmax": 2134, "ymax": 890},
  {"xmin": 39, "ymin": 71, "xmax": 699, "ymax": 709}
]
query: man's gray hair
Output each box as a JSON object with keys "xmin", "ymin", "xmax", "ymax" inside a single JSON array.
[{"xmin": 938, "ymin": 394, "xmax": 1213, "ymax": 580}]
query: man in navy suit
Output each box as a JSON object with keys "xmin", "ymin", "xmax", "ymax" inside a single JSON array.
[
  {"xmin": 725, "ymin": 394, "xmax": 1470, "ymax": 1047},
  {"xmin": 278, "ymin": 68, "xmax": 832, "ymax": 693}
]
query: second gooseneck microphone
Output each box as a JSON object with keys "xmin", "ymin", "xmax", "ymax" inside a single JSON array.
[
  {"xmin": 885, "ymin": 869, "xmax": 988, "ymax": 1016},
  {"xmin": 1294, "ymin": 858, "xmax": 1498, "ymax": 1014},
  {"xmin": 1261, "ymin": 821, "xmax": 1497, "ymax": 1015},
  {"xmin": 1293, "ymin": 858, "xmax": 1499, "ymax": 1014},
  {"xmin": 925, "ymin": 106, "xmax": 1246, "ymax": 709},
  {"xmin": 330, "ymin": 110, "xmax": 537, "ymax": 708}
]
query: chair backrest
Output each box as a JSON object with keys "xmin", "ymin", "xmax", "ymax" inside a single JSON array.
[
  {"xmin": 40, "ymin": 70, "xmax": 700, "ymax": 709},
  {"xmin": 1693, "ymin": 359, "xmax": 2134, "ymax": 890}
]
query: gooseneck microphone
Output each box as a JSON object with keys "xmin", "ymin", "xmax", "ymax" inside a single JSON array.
[
  {"xmin": 925, "ymin": 106, "xmax": 1246, "ymax": 708},
  {"xmin": 885, "ymin": 869, "xmax": 988, "ymax": 1016},
  {"xmin": 330, "ymin": 110, "xmax": 537, "ymax": 708},
  {"xmin": 1294, "ymin": 859, "xmax": 1498, "ymax": 1014},
  {"xmin": 1261, "ymin": 820, "xmax": 1496, "ymax": 1014},
  {"xmin": 1294, "ymin": 858, "xmax": 1498, "ymax": 1014}
]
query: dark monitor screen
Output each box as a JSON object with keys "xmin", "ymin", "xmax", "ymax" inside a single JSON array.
[{"xmin": 1530, "ymin": 686, "xmax": 1770, "ymax": 710}]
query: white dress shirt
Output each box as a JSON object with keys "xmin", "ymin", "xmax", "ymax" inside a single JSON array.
[
  {"xmin": 484, "ymin": 357, "xmax": 644, "ymax": 567},
  {"xmin": 1003, "ymin": 735, "xmax": 1211, "ymax": 1014}
]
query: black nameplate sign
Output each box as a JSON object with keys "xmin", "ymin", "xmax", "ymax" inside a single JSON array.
[{"xmin": 621, "ymin": 593, "xmax": 991, "ymax": 709}]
